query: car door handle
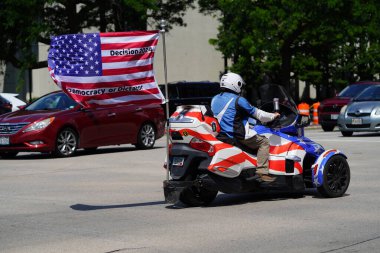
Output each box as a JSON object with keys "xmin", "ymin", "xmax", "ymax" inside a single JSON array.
[
  {"xmin": 135, "ymin": 107, "xmax": 143, "ymax": 112},
  {"xmin": 107, "ymin": 113, "xmax": 116, "ymax": 117}
]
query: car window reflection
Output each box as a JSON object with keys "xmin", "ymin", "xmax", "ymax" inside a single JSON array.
[{"xmin": 26, "ymin": 93, "xmax": 78, "ymax": 111}]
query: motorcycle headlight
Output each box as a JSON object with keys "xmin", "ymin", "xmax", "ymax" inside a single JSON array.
[
  {"xmin": 340, "ymin": 105, "xmax": 347, "ymax": 115},
  {"xmin": 375, "ymin": 108, "xmax": 380, "ymax": 115},
  {"xmin": 24, "ymin": 117, "xmax": 55, "ymax": 133}
]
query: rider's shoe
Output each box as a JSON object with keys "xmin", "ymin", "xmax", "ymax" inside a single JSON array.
[{"xmin": 257, "ymin": 173, "xmax": 276, "ymax": 183}]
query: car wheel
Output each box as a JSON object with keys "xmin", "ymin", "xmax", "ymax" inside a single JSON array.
[
  {"xmin": 341, "ymin": 131, "xmax": 353, "ymax": 137},
  {"xmin": 180, "ymin": 186, "xmax": 218, "ymax": 207},
  {"xmin": 317, "ymin": 155, "xmax": 350, "ymax": 198},
  {"xmin": 321, "ymin": 124, "xmax": 334, "ymax": 132},
  {"xmin": 0, "ymin": 151, "xmax": 18, "ymax": 159},
  {"xmin": 54, "ymin": 128, "xmax": 78, "ymax": 157},
  {"xmin": 135, "ymin": 123, "xmax": 156, "ymax": 149}
]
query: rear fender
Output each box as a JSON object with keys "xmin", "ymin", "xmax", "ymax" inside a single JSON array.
[
  {"xmin": 169, "ymin": 144, "xmax": 211, "ymax": 180},
  {"xmin": 311, "ymin": 149, "xmax": 347, "ymax": 187}
]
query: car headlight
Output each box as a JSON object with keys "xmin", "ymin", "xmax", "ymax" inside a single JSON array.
[
  {"xmin": 23, "ymin": 117, "xmax": 55, "ymax": 132},
  {"xmin": 340, "ymin": 105, "xmax": 347, "ymax": 115},
  {"xmin": 375, "ymin": 108, "xmax": 380, "ymax": 115}
]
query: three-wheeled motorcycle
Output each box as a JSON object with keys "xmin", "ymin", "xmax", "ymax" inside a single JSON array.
[{"xmin": 163, "ymin": 85, "xmax": 350, "ymax": 206}]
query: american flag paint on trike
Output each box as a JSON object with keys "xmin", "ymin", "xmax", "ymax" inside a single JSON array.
[{"xmin": 164, "ymin": 103, "xmax": 350, "ymax": 206}]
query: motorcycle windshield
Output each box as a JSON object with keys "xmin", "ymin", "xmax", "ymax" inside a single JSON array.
[
  {"xmin": 258, "ymin": 83, "xmax": 297, "ymax": 111},
  {"xmin": 256, "ymin": 84, "xmax": 300, "ymax": 130}
]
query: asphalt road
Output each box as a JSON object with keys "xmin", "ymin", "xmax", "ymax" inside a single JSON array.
[{"xmin": 1, "ymin": 128, "xmax": 380, "ymax": 253}]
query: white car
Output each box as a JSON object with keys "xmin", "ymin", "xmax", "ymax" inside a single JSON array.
[{"xmin": 0, "ymin": 93, "xmax": 26, "ymax": 114}]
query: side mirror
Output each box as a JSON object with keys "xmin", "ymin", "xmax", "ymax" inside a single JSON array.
[
  {"xmin": 18, "ymin": 105, "xmax": 27, "ymax": 110},
  {"xmin": 79, "ymin": 106, "xmax": 91, "ymax": 112},
  {"xmin": 297, "ymin": 115, "xmax": 311, "ymax": 127}
]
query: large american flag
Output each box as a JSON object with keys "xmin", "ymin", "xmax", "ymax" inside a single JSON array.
[{"xmin": 48, "ymin": 31, "xmax": 164, "ymax": 107}]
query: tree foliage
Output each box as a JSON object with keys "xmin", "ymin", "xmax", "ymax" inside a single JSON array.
[
  {"xmin": 0, "ymin": 0, "xmax": 194, "ymax": 70},
  {"xmin": 199, "ymin": 0, "xmax": 380, "ymax": 100},
  {"xmin": 0, "ymin": 0, "xmax": 48, "ymax": 69}
]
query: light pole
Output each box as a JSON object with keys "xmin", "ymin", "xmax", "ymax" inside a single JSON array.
[{"xmin": 160, "ymin": 19, "xmax": 170, "ymax": 181}]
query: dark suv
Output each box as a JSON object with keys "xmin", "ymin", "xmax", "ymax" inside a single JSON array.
[
  {"xmin": 159, "ymin": 81, "xmax": 220, "ymax": 115},
  {"xmin": 318, "ymin": 81, "xmax": 380, "ymax": 131}
]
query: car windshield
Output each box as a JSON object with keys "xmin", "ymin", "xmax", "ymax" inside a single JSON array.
[
  {"xmin": 26, "ymin": 92, "xmax": 78, "ymax": 111},
  {"xmin": 354, "ymin": 86, "xmax": 380, "ymax": 101},
  {"xmin": 338, "ymin": 84, "xmax": 371, "ymax": 97}
]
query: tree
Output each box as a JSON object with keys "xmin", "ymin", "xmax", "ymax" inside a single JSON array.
[
  {"xmin": 198, "ymin": 0, "xmax": 380, "ymax": 101},
  {"xmin": 0, "ymin": 0, "xmax": 48, "ymax": 70}
]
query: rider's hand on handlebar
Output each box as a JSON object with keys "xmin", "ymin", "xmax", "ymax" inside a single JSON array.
[{"xmin": 273, "ymin": 112, "xmax": 281, "ymax": 119}]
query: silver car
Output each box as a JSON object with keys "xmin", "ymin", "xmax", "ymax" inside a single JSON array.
[{"xmin": 337, "ymin": 85, "xmax": 380, "ymax": 136}]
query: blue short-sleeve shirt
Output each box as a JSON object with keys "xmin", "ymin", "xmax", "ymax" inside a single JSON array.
[{"xmin": 211, "ymin": 92, "xmax": 256, "ymax": 139}]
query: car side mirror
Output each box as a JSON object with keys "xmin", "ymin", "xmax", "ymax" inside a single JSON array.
[
  {"xmin": 297, "ymin": 115, "xmax": 311, "ymax": 127},
  {"xmin": 79, "ymin": 106, "xmax": 90, "ymax": 112}
]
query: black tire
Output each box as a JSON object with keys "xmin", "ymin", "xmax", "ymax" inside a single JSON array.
[
  {"xmin": 135, "ymin": 123, "xmax": 156, "ymax": 149},
  {"xmin": 179, "ymin": 186, "xmax": 218, "ymax": 207},
  {"xmin": 321, "ymin": 124, "xmax": 335, "ymax": 132},
  {"xmin": 317, "ymin": 155, "xmax": 350, "ymax": 198},
  {"xmin": 0, "ymin": 151, "xmax": 18, "ymax": 159},
  {"xmin": 341, "ymin": 131, "xmax": 353, "ymax": 137},
  {"xmin": 54, "ymin": 128, "xmax": 78, "ymax": 157}
]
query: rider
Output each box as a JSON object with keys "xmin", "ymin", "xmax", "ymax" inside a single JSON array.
[{"xmin": 211, "ymin": 72, "xmax": 280, "ymax": 182}]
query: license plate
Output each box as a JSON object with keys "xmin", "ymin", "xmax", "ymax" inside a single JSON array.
[
  {"xmin": 172, "ymin": 157, "xmax": 185, "ymax": 167},
  {"xmin": 331, "ymin": 114, "xmax": 339, "ymax": 120},
  {"xmin": 352, "ymin": 118, "xmax": 362, "ymax": 125},
  {"xmin": 0, "ymin": 136, "xmax": 10, "ymax": 145}
]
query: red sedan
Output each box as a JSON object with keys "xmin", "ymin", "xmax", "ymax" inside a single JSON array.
[{"xmin": 0, "ymin": 91, "xmax": 165, "ymax": 158}]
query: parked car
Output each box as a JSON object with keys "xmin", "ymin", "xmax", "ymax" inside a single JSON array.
[
  {"xmin": 318, "ymin": 81, "xmax": 380, "ymax": 131},
  {"xmin": 337, "ymin": 84, "xmax": 380, "ymax": 136},
  {"xmin": 0, "ymin": 91, "xmax": 165, "ymax": 158},
  {"xmin": 159, "ymin": 81, "xmax": 220, "ymax": 116},
  {"xmin": 0, "ymin": 93, "xmax": 26, "ymax": 115}
]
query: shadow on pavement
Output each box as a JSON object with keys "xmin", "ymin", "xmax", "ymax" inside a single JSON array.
[
  {"xmin": 340, "ymin": 132, "xmax": 380, "ymax": 137},
  {"xmin": 4, "ymin": 145, "xmax": 164, "ymax": 160},
  {"xmin": 164, "ymin": 190, "xmax": 321, "ymax": 209},
  {"xmin": 71, "ymin": 201, "xmax": 166, "ymax": 211},
  {"xmin": 71, "ymin": 190, "xmax": 350, "ymax": 211},
  {"xmin": 208, "ymin": 191, "xmax": 308, "ymax": 208}
]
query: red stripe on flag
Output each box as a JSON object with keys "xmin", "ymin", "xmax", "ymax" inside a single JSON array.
[
  {"xmin": 101, "ymin": 40, "xmax": 158, "ymax": 50},
  {"xmin": 62, "ymin": 76, "xmax": 156, "ymax": 89},
  {"xmin": 79, "ymin": 88, "xmax": 161, "ymax": 99},
  {"xmin": 68, "ymin": 88, "xmax": 162, "ymax": 101},
  {"xmin": 64, "ymin": 87, "xmax": 161, "ymax": 99},
  {"xmin": 100, "ymin": 31, "xmax": 159, "ymax": 37},
  {"xmin": 102, "ymin": 52, "xmax": 155, "ymax": 63},
  {"xmin": 71, "ymin": 97, "xmax": 163, "ymax": 107},
  {"xmin": 102, "ymin": 64, "xmax": 153, "ymax": 76}
]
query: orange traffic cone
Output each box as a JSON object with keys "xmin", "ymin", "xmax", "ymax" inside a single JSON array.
[{"xmin": 312, "ymin": 102, "xmax": 320, "ymax": 125}]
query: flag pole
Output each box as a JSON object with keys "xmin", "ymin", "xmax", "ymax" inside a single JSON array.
[{"xmin": 160, "ymin": 19, "xmax": 170, "ymax": 181}]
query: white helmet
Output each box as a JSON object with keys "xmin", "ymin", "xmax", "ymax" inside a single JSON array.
[{"xmin": 220, "ymin": 72, "xmax": 245, "ymax": 94}]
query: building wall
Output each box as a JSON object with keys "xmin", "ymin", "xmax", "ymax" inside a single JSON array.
[
  {"xmin": 152, "ymin": 8, "xmax": 224, "ymax": 84},
  {"xmin": 32, "ymin": 43, "xmax": 60, "ymax": 99}
]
